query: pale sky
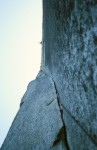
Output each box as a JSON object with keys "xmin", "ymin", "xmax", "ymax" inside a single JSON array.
[{"xmin": 0, "ymin": 0, "xmax": 42, "ymax": 147}]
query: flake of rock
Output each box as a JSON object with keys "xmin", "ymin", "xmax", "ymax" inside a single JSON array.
[{"xmin": 1, "ymin": 72, "xmax": 65, "ymax": 150}]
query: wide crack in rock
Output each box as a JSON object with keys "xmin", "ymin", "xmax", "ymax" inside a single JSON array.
[
  {"xmin": 51, "ymin": 79, "xmax": 70, "ymax": 150},
  {"xmin": 42, "ymin": 70, "xmax": 70, "ymax": 150}
]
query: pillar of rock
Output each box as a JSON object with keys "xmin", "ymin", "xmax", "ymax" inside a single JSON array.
[{"xmin": 1, "ymin": 0, "xmax": 97, "ymax": 150}]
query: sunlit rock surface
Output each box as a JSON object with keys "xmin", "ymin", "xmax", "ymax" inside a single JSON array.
[
  {"xmin": 1, "ymin": 0, "xmax": 97, "ymax": 149},
  {"xmin": 1, "ymin": 72, "xmax": 66, "ymax": 150}
]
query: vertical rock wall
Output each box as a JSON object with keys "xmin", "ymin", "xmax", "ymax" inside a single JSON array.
[{"xmin": 42, "ymin": 0, "xmax": 97, "ymax": 149}]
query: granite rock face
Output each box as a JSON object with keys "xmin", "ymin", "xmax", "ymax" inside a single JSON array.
[
  {"xmin": 42, "ymin": 0, "xmax": 97, "ymax": 149},
  {"xmin": 1, "ymin": 72, "xmax": 67, "ymax": 150},
  {"xmin": 1, "ymin": 0, "xmax": 97, "ymax": 149}
]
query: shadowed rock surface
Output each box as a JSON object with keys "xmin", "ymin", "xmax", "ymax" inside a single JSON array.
[{"xmin": 1, "ymin": 0, "xmax": 97, "ymax": 149}]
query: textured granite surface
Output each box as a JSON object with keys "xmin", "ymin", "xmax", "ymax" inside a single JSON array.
[
  {"xmin": 42, "ymin": 0, "xmax": 97, "ymax": 148},
  {"xmin": 1, "ymin": 72, "xmax": 66, "ymax": 150},
  {"xmin": 1, "ymin": 0, "xmax": 97, "ymax": 149}
]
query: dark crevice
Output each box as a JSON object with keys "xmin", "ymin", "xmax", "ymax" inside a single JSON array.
[
  {"xmin": 52, "ymin": 80, "xmax": 70, "ymax": 150},
  {"xmin": 52, "ymin": 126, "xmax": 65, "ymax": 146}
]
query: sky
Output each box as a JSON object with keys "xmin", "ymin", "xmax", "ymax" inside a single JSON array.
[{"xmin": 0, "ymin": 0, "xmax": 42, "ymax": 147}]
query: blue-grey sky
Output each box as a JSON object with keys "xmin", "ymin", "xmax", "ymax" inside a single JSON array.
[{"xmin": 0, "ymin": 0, "xmax": 42, "ymax": 147}]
